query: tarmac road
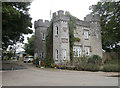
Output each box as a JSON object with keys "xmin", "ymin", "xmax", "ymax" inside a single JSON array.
[{"xmin": 2, "ymin": 62, "xmax": 119, "ymax": 86}]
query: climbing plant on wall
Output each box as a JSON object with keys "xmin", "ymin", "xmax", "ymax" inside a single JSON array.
[
  {"xmin": 45, "ymin": 21, "xmax": 54, "ymax": 67},
  {"xmin": 67, "ymin": 13, "xmax": 80, "ymax": 62}
]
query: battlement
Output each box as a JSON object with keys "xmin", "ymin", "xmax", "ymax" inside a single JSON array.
[
  {"xmin": 76, "ymin": 19, "xmax": 90, "ymax": 27},
  {"xmin": 34, "ymin": 19, "xmax": 50, "ymax": 29},
  {"xmin": 52, "ymin": 10, "xmax": 70, "ymax": 22},
  {"xmin": 84, "ymin": 13, "xmax": 100, "ymax": 22}
]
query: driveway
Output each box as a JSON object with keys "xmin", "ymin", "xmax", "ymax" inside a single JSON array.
[{"xmin": 2, "ymin": 62, "xmax": 118, "ymax": 86}]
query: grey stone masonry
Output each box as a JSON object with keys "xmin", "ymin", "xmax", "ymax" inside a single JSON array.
[
  {"xmin": 53, "ymin": 10, "xmax": 70, "ymax": 65},
  {"xmin": 34, "ymin": 19, "xmax": 50, "ymax": 59},
  {"xmin": 34, "ymin": 10, "xmax": 103, "ymax": 65}
]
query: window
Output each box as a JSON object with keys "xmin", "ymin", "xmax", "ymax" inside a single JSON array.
[
  {"xmin": 63, "ymin": 49, "xmax": 66, "ymax": 60},
  {"xmin": 56, "ymin": 26, "xmax": 58, "ymax": 35},
  {"xmin": 73, "ymin": 47, "xmax": 81, "ymax": 57},
  {"xmin": 84, "ymin": 31, "xmax": 89, "ymax": 39},
  {"xmin": 56, "ymin": 49, "xmax": 58, "ymax": 60},
  {"xmin": 85, "ymin": 47, "xmax": 90, "ymax": 56},
  {"xmin": 41, "ymin": 52, "xmax": 44, "ymax": 58},
  {"xmin": 42, "ymin": 33, "xmax": 45, "ymax": 40}
]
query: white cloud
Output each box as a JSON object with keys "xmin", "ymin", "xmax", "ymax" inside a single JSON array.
[{"xmin": 29, "ymin": 0, "xmax": 100, "ymax": 21}]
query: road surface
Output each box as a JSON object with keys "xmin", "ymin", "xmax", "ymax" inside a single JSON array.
[{"xmin": 2, "ymin": 62, "xmax": 119, "ymax": 86}]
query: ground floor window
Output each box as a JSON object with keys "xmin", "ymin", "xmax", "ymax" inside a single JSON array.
[
  {"xmin": 73, "ymin": 46, "xmax": 81, "ymax": 57},
  {"xmin": 56, "ymin": 49, "xmax": 58, "ymax": 60},
  {"xmin": 63, "ymin": 49, "xmax": 66, "ymax": 60},
  {"xmin": 85, "ymin": 47, "xmax": 90, "ymax": 56},
  {"xmin": 41, "ymin": 52, "xmax": 44, "ymax": 58}
]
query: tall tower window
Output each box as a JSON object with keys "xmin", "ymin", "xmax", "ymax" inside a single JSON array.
[
  {"xmin": 56, "ymin": 26, "xmax": 58, "ymax": 35},
  {"xmin": 84, "ymin": 31, "xmax": 89, "ymax": 39},
  {"xmin": 42, "ymin": 33, "xmax": 45, "ymax": 40},
  {"xmin": 56, "ymin": 49, "xmax": 58, "ymax": 60}
]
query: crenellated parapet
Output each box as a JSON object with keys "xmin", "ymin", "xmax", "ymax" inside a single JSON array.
[
  {"xmin": 52, "ymin": 10, "xmax": 70, "ymax": 22},
  {"xmin": 34, "ymin": 19, "xmax": 50, "ymax": 29},
  {"xmin": 84, "ymin": 13, "xmax": 100, "ymax": 22}
]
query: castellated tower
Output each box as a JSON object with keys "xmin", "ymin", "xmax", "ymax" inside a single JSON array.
[
  {"xmin": 52, "ymin": 10, "xmax": 70, "ymax": 65},
  {"xmin": 34, "ymin": 10, "xmax": 103, "ymax": 65},
  {"xmin": 34, "ymin": 19, "xmax": 50, "ymax": 59},
  {"xmin": 84, "ymin": 14, "xmax": 103, "ymax": 57}
]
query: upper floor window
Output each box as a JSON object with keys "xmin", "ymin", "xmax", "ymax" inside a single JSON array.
[
  {"xmin": 84, "ymin": 31, "xmax": 89, "ymax": 39},
  {"xmin": 42, "ymin": 33, "xmax": 45, "ymax": 40}
]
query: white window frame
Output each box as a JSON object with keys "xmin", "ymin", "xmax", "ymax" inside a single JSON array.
[
  {"xmin": 63, "ymin": 49, "xmax": 67, "ymax": 60},
  {"xmin": 85, "ymin": 47, "xmax": 90, "ymax": 56},
  {"xmin": 84, "ymin": 31, "xmax": 89, "ymax": 39},
  {"xmin": 56, "ymin": 49, "xmax": 58, "ymax": 60},
  {"xmin": 73, "ymin": 47, "xmax": 81, "ymax": 57}
]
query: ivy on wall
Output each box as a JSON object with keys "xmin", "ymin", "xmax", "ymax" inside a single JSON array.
[
  {"xmin": 45, "ymin": 21, "xmax": 54, "ymax": 67},
  {"xmin": 45, "ymin": 13, "xmax": 81, "ymax": 65},
  {"xmin": 67, "ymin": 13, "xmax": 81, "ymax": 62}
]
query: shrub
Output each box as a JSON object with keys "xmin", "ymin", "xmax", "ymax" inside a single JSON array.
[
  {"xmin": 84, "ymin": 64, "xmax": 100, "ymax": 72},
  {"xmin": 42, "ymin": 62, "xmax": 45, "ymax": 66},
  {"xmin": 103, "ymin": 64, "xmax": 119, "ymax": 72},
  {"xmin": 73, "ymin": 55, "xmax": 88, "ymax": 66},
  {"xmin": 76, "ymin": 65, "xmax": 85, "ymax": 71},
  {"xmin": 4, "ymin": 57, "xmax": 8, "ymax": 60},
  {"xmin": 32, "ymin": 59, "xmax": 36, "ymax": 64},
  {"xmin": 35, "ymin": 58, "xmax": 41, "ymax": 66},
  {"xmin": 50, "ymin": 63, "xmax": 55, "ymax": 68},
  {"xmin": 88, "ymin": 55, "xmax": 102, "ymax": 65}
]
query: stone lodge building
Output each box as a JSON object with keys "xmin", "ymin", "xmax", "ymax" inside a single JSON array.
[{"xmin": 34, "ymin": 10, "xmax": 103, "ymax": 65}]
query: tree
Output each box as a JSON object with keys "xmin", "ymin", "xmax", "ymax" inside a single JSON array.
[
  {"xmin": 90, "ymin": 1, "xmax": 120, "ymax": 52},
  {"xmin": 2, "ymin": 2, "xmax": 33, "ymax": 50},
  {"xmin": 24, "ymin": 35, "xmax": 34, "ymax": 56}
]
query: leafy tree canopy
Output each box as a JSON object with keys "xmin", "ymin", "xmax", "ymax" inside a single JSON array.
[
  {"xmin": 90, "ymin": 1, "xmax": 120, "ymax": 52},
  {"xmin": 24, "ymin": 35, "xmax": 34, "ymax": 56},
  {"xmin": 2, "ymin": 2, "xmax": 33, "ymax": 50}
]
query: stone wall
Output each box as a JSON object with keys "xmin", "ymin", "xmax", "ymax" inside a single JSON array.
[{"xmin": 53, "ymin": 10, "xmax": 70, "ymax": 65}]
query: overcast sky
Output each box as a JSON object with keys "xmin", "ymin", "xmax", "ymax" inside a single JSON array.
[{"xmin": 23, "ymin": 0, "xmax": 100, "ymax": 43}]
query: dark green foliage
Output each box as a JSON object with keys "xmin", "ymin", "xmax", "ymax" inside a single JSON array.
[
  {"xmin": 75, "ymin": 55, "xmax": 102, "ymax": 71},
  {"xmin": 84, "ymin": 64, "xmax": 100, "ymax": 72},
  {"xmin": 88, "ymin": 55, "xmax": 103, "ymax": 65},
  {"xmin": 91, "ymin": 2, "xmax": 120, "ymax": 52},
  {"xmin": 24, "ymin": 35, "xmax": 34, "ymax": 56},
  {"xmin": 74, "ymin": 37, "xmax": 80, "ymax": 42},
  {"xmin": 74, "ymin": 55, "xmax": 88, "ymax": 66},
  {"xmin": 45, "ymin": 21, "xmax": 54, "ymax": 67},
  {"xmin": 2, "ymin": 2, "xmax": 33, "ymax": 49},
  {"xmin": 103, "ymin": 64, "xmax": 119, "ymax": 72}
]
